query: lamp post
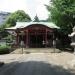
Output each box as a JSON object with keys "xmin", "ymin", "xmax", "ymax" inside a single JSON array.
[{"xmin": 53, "ymin": 32, "xmax": 56, "ymax": 52}]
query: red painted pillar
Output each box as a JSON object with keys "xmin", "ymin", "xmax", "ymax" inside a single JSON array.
[
  {"xmin": 45, "ymin": 29, "xmax": 47, "ymax": 48},
  {"xmin": 28, "ymin": 31, "xmax": 30, "ymax": 47},
  {"xmin": 24, "ymin": 31, "xmax": 26, "ymax": 47},
  {"xmin": 26, "ymin": 30, "xmax": 29, "ymax": 48},
  {"xmin": 16, "ymin": 33, "xmax": 19, "ymax": 45}
]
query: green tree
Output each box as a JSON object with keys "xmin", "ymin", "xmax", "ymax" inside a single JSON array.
[
  {"xmin": 5, "ymin": 10, "xmax": 31, "ymax": 27},
  {"xmin": 46, "ymin": 0, "xmax": 75, "ymax": 34},
  {"xmin": 0, "ymin": 24, "xmax": 8, "ymax": 38},
  {"xmin": 33, "ymin": 15, "xmax": 40, "ymax": 22},
  {"xmin": 0, "ymin": 10, "xmax": 31, "ymax": 38}
]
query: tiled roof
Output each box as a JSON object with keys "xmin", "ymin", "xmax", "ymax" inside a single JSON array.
[{"xmin": 6, "ymin": 22, "xmax": 60, "ymax": 30}]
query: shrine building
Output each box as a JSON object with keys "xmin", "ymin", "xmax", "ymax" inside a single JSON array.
[{"xmin": 6, "ymin": 22, "xmax": 60, "ymax": 48}]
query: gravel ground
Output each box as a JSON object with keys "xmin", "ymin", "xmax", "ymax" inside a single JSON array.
[{"xmin": 0, "ymin": 52, "xmax": 75, "ymax": 75}]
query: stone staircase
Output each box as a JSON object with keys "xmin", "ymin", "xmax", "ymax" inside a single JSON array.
[{"xmin": 10, "ymin": 48, "xmax": 61, "ymax": 54}]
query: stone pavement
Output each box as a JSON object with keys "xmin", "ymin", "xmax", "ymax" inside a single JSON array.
[
  {"xmin": 0, "ymin": 54, "xmax": 22, "ymax": 63},
  {"xmin": 10, "ymin": 48, "xmax": 60, "ymax": 54},
  {"xmin": 0, "ymin": 53, "xmax": 75, "ymax": 75}
]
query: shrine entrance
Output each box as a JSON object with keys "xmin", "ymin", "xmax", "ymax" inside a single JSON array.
[
  {"xmin": 29, "ymin": 30, "xmax": 45, "ymax": 48},
  {"xmin": 6, "ymin": 22, "xmax": 60, "ymax": 48},
  {"xmin": 22, "ymin": 24, "xmax": 54, "ymax": 48}
]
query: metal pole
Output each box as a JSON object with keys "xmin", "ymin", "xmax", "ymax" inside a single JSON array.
[
  {"xmin": 21, "ymin": 40, "xmax": 23, "ymax": 54},
  {"xmin": 22, "ymin": 45, "xmax": 23, "ymax": 54},
  {"xmin": 21, "ymin": 31, "xmax": 24, "ymax": 54},
  {"xmin": 53, "ymin": 33, "xmax": 56, "ymax": 52}
]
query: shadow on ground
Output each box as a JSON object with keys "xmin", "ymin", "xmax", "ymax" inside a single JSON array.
[{"xmin": 0, "ymin": 61, "xmax": 75, "ymax": 75}]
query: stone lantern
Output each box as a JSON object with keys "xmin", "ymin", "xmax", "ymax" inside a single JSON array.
[{"xmin": 69, "ymin": 26, "xmax": 75, "ymax": 54}]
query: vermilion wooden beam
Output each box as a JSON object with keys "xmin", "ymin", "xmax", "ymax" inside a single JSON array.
[
  {"xmin": 45, "ymin": 28, "xmax": 48, "ymax": 48},
  {"xmin": 26, "ymin": 29, "xmax": 29, "ymax": 48}
]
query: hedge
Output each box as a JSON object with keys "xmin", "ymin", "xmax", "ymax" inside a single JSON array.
[{"xmin": 0, "ymin": 45, "xmax": 10, "ymax": 54}]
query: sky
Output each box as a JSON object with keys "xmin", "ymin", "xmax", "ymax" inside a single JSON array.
[{"xmin": 0, "ymin": 0, "xmax": 50, "ymax": 20}]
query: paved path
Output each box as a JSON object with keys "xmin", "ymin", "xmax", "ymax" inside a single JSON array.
[
  {"xmin": 0, "ymin": 53, "xmax": 74, "ymax": 75},
  {"xmin": 10, "ymin": 48, "xmax": 60, "ymax": 54}
]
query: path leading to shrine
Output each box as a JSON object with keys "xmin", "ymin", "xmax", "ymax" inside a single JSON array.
[{"xmin": 0, "ymin": 52, "xmax": 75, "ymax": 75}]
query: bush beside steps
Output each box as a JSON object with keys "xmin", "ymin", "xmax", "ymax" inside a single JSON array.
[{"xmin": 0, "ymin": 45, "xmax": 10, "ymax": 54}]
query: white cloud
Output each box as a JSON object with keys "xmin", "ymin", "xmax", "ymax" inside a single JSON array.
[
  {"xmin": 36, "ymin": 5, "xmax": 49, "ymax": 20},
  {"xmin": 0, "ymin": 0, "xmax": 27, "ymax": 12},
  {"xmin": 0, "ymin": 0, "xmax": 50, "ymax": 20}
]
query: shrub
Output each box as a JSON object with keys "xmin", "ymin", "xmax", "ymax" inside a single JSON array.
[{"xmin": 0, "ymin": 45, "xmax": 10, "ymax": 54}]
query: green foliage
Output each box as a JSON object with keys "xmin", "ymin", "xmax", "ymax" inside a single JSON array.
[
  {"xmin": 46, "ymin": 0, "xmax": 75, "ymax": 34},
  {"xmin": 5, "ymin": 10, "xmax": 31, "ymax": 27},
  {"xmin": 33, "ymin": 15, "xmax": 40, "ymax": 22},
  {"xmin": 0, "ymin": 25, "xmax": 8, "ymax": 38},
  {"xmin": 0, "ymin": 10, "xmax": 31, "ymax": 38},
  {"xmin": 0, "ymin": 45, "xmax": 10, "ymax": 54}
]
